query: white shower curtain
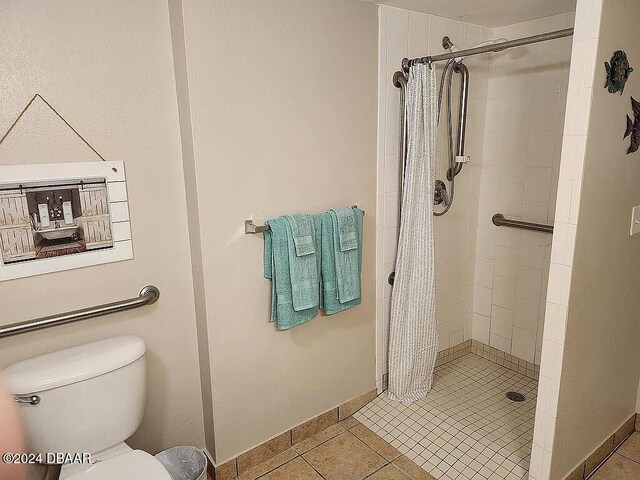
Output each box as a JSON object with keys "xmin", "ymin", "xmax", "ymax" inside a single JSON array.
[{"xmin": 387, "ymin": 63, "xmax": 439, "ymax": 403}]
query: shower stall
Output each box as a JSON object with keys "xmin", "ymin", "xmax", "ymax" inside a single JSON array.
[{"xmin": 359, "ymin": 5, "xmax": 576, "ymax": 479}]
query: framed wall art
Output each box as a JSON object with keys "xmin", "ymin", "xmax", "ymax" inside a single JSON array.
[{"xmin": 0, "ymin": 161, "xmax": 132, "ymax": 281}]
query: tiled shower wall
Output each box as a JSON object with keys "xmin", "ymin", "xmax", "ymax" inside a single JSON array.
[
  {"xmin": 376, "ymin": 7, "xmax": 575, "ymax": 390},
  {"xmin": 471, "ymin": 13, "xmax": 574, "ymax": 366},
  {"xmin": 376, "ymin": 6, "xmax": 491, "ymax": 391},
  {"xmin": 531, "ymin": 0, "xmax": 603, "ymax": 476}
]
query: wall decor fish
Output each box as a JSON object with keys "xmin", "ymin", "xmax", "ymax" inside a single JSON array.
[
  {"xmin": 624, "ymin": 96, "xmax": 640, "ymax": 154},
  {"xmin": 605, "ymin": 50, "xmax": 633, "ymax": 94}
]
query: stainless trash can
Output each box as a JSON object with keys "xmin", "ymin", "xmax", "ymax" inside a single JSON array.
[{"xmin": 155, "ymin": 446, "xmax": 207, "ymax": 480}]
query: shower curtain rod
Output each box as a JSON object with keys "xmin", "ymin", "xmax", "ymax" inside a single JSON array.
[{"xmin": 404, "ymin": 28, "xmax": 574, "ymax": 68}]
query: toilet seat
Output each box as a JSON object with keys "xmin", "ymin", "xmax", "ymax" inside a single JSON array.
[{"xmin": 64, "ymin": 450, "xmax": 172, "ymax": 480}]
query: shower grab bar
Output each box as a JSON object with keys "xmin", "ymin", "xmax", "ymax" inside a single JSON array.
[
  {"xmin": 393, "ymin": 72, "xmax": 408, "ymax": 190},
  {"xmin": 245, "ymin": 206, "xmax": 364, "ymax": 234},
  {"xmin": 0, "ymin": 286, "xmax": 160, "ymax": 339},
  {"xmin": 492, "ymin": 213, "xmax": 554, "ymax": 234}
]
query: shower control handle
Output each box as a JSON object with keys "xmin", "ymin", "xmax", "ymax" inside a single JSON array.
[
  {"xmin": 388, "ymin": 272, "xmax": 395, "ymax": 286},
  {"xmin": 434, "ymin": 180, "xmax": 449, "ymax": 206}
]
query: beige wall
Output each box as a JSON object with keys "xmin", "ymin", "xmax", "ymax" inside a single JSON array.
[
  {"xmin": 167, "ymin": 0, "xmax": 216, "ymax": 455},
  {"xmin": 549, "ymin": 0, "xmax": 640, "ymax": 477},
  {"xmin": 0, "ymin": 0, "xmax": 206, "ymax": 459},
  {"xmin": 177, "ymin": 0, "xmax": 378, "ymax": 463},
  {"xmin": 2, "ymin": 0, "xmax": 379, "ymax": 466}
]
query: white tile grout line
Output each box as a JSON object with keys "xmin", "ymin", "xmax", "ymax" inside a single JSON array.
[{"xmin": 354, "ymin": 354, "xmax": 538, "ymax": 480}]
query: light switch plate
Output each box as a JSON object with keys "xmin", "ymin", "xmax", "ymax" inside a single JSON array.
[{"xmin": 631, "ymin": 206, "xmax": 640, "ymax": 236}]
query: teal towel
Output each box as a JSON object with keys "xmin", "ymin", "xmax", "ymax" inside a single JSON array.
[
  {"xmin": 284, "ymin": 215, "xmax": 319, "ymax": 311},
  {"xmin": 263, "ymin": 224, "xmax": 277, "ymax": 321},
  {"xmin": 319, "ymin": 209, "xmax": 363, "ymax": 314},
  {"xmin": 264, "ymin": 217, "xmax": 319, "ymax": 330},
  {"xmin": 330, "ymin": 209, "xmax": 361, "ymax": 303},
  {"xmin": 264, "ymin": 225, "xmax": 273, "ymax": 278},
  {"xmin": 331, "ymin": 207, "xmax": 358, "ymax": 252},
  {"xmin": 285, "ymin": 213, "xmax": 316, "ymax": 256}
]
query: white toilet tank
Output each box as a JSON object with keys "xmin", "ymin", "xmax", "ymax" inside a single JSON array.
[{"xmin": 2, "ymin": 335, "xmax": 147, "ymax": 456}]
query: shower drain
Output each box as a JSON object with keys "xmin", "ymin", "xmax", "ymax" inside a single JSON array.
[{"xmin": 506, "ymin": 391, "xmax": 526, "ymax": 402}]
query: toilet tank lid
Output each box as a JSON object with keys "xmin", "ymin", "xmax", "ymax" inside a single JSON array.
[{"xmin": 2, "ymin": 335, "xmax": 147, "ymax": 395}]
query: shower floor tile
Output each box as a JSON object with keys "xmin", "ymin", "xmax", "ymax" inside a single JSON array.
[{"xmin": 353, "ymin": 354, "xmax": 538, "ymax": 480}]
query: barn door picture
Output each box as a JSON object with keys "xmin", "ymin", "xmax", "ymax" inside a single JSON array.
[
  {"xmin": 0, "ymin": 190, "xmax": 36, "ymax": 263},
  {"xmin": 0, "ymin": 162, "xmax": 133, "ymax": 281},
  {"xmin": 78, "ymin": 184, "xmax": 113, "ymax": 250},
  {"xmin": 0, "ymin": 178, "xmax": 114, "ymax": 264}
]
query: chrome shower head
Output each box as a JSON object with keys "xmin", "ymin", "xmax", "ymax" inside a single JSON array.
[
  {"xmin": 470, "ymin": 38, "xmax": 509, "ymax": 52},
  {"xmin": 446, "ymin": 37, "xmax": 509, "ymax": 63}
]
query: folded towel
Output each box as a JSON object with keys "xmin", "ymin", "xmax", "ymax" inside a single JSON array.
[
  {"xmin": 331, "ymin": 207, "xmax": 358, "ymax": 252},
  {"xmin": 264, "ymin": 217, "xmax": 320, "ymax": 330},
  {"xmin": 264, "ymin": 224, "xmax": 273, "ymax": 278},
  {"xmin": 330, "ymin": 209, "xmax": 361, "ymax": 303},
  {"xmin": 285, "ymin": 213, "xmax": 316, "ymax": 256},
  {"xmin": 284, "ymin": 215, "xmax": 320, "ymax": 311},
  {"xmin": 319, "ymin": 208, "xmax": 363, "ymax": 314},
  {"xmin": 263, "ymin": 224, "xmax": 277, "ymax": 321}
]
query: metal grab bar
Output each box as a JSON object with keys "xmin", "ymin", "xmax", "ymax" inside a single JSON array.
[
  {"xmin": 392, "ymin": 72, "xmax": 407, "ymax": 192},
  {"xmin": 0, "ymin": 286, "xmax": 160, "ymax": 339},
  {"xmin": 492, "ymin": 213, "xmax": 554, "ymax": 234}
]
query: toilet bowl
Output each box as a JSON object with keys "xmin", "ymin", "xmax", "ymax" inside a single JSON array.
[
  {"xmin": 63, "ymin": 448, "xmax": 171, "ymax": 480},
  {"xmin": 2, "ymin": 335, "xmax": 172, "ymax": 480}
]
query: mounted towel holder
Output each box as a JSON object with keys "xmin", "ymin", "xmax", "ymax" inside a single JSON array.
[{"xmin": 245, "ymin": 205, "xmax": 364, "ymax": 234}]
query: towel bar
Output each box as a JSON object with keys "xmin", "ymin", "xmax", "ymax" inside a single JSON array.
[
  {"xmin": 0, "ymin": 286, "xmax": 160, "ymax": 339},
  {"xmin": 245, "ymin": 220, "xmax": 269, "ymax": 234},
  {"xmin": 245, "ymin": 206, "xmax": 364, "ymax": 234}
]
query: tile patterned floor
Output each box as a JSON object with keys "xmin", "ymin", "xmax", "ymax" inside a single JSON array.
[
  {"xmin": 591, "ymin": 432, "xmax": 640, "ymax": 479},
  {"xmin": 354, "ymin": 354, "xmax": 538, "ymax": 480},
  {"xmin": 229, "ymin": 420, "xmax": 436, "ymax": 480}
]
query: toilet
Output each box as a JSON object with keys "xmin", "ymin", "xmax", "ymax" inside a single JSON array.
[{"xmin": 2, "ymin": 335, "xmax": 172, "ymax": 480}]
